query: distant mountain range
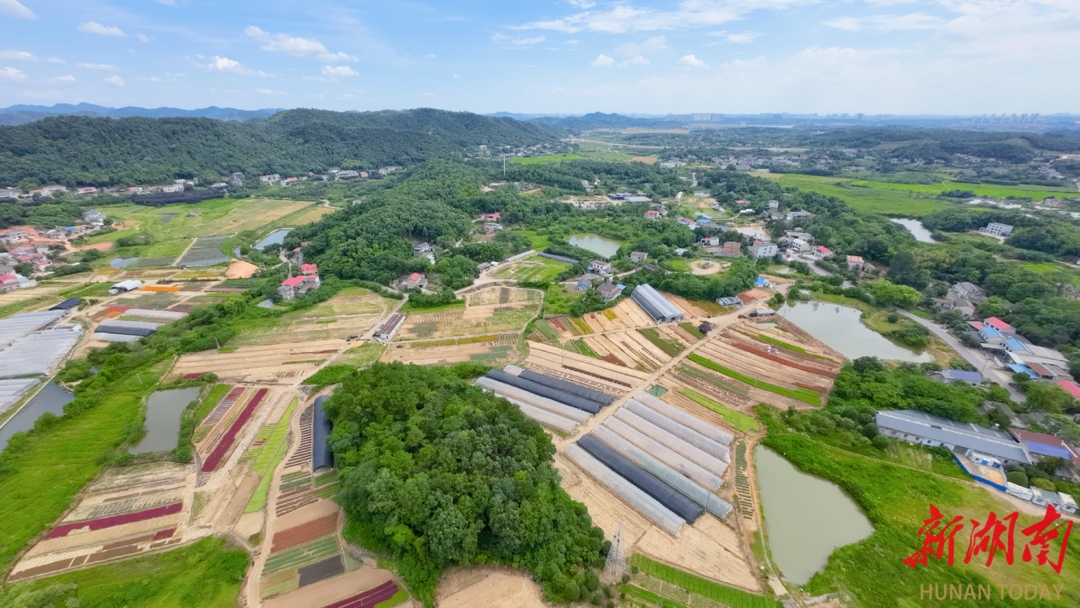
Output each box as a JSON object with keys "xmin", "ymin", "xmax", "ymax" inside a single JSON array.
[{"xmin": 0, "ymin": 103, "xmax": 280, "ymax": 126}]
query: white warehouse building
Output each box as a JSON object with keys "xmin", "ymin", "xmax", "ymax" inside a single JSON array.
[{"xmin": 631, "ymin": 284, "xmax": 685, "ymax": 324}]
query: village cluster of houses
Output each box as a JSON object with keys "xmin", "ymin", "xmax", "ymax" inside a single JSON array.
[{"xmin": 277, "ymin": 263, "xmax": 322, "ymax": 301}]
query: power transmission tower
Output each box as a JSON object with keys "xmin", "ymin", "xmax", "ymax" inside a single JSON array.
[{"xmin": 604, "ymin": 523, "xmax": 627, "ymax": 582}]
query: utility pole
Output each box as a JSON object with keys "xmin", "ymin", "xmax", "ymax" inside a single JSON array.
[{"xmin": 502, "ymin": 153, "xmax": 506, "ymax": 177}]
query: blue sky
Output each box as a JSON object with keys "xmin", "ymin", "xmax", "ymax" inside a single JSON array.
[{"xmin": 1, "ymin": 1, "xmax": 1078, "ymax": 115}]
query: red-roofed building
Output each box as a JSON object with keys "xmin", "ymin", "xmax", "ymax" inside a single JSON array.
[
  {"xmin": 968, "ymin": 321, "xmax": 986, "ymax": 330},
  {"xmin": 478, "ymin": 212, "xmax": 501, "ymax": 221},
  {"xmin": 736, "ymin": 199, "xmax": 747, "ymax": 205},
  {"xmin": 403, "ymin": 273, "xmax": 427, "ymax": 290},
  {"xmin": 644, "ymin": 210, "xmax": 660, "ymax": 220},
  {"xmin": 0, "ymin": 273, "xmax": 19, "ymax": 293},
  {"xmin": 846, "ymin": 255, "xmax": 866, "ymax": 270},
  {"xmin": 301, "ymin": 263, "xmax": 318, "ymax": 275},
  {"xmin": 984, "ymin": 317, "xmax": 1014, "ymax": 334},
  {"xmin": 278, "ymin": 273, "xmax": 321, "ymax": 301},
  {"xmin": 814, "ymin": 245, "xmax": 833, "ymax": 259},
  {"xmin": 1057, "ymin": 379, "xmax": 1080, "ymax": 399}
]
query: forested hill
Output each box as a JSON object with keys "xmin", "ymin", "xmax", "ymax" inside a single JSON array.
[{"xmin": 0, "ymin": 108, "xmax": 563, "ymax": 187}]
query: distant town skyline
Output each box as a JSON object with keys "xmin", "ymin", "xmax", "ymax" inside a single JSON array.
[{"xmin": 1, "ymin": 1, "xmax": 1077, "ymax": 115}]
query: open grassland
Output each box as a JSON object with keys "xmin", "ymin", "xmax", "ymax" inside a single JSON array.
[
  {"xmin": 490, "ymin": 256, "xmax": 570, "ymax": 282},
  {"xmin": 761, "ymin": 173, "xmax": 1077, "ymax": 216},
  {"xmin": 82, "ymin": 198, "xmax": 315, "ymax": 262},
  {"xmin": 509, "ymin": 154, "xmax": 585, "ymax": 165},
  {"xmin": 0, "ymin": 368, "xmax": 164, "ymax": 574},
  {"xmin": 759, "ymin": 174, "xmax": 950, "ymax": 216},
  {"xmin": 759, "ymin": 407, "xmax": 1080, "ymax": 607},
  {"xmin": 0, "ymin": 537, "xmax": 248, "ymax": 608}
]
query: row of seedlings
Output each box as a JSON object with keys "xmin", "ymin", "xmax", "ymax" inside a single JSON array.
[
  {"xmin": 569, "ymin": 391, "xmax": 735, "ymax": 535},
  {"xmin": 474, "ymin": 366, "xmax": 615, "ymax": 432}
]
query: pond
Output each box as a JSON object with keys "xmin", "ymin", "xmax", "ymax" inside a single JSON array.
[
  {"xmin": 779, "ymin": 302, "xmax": 934, "ymax": 362},
  {"xmin": 568, "ymin": 233, "xmax": 622, "ymax": 259},
  {"xmin": 755, "ymin": 445, "xmax": 873, "ymax": 585},
  {"xmin": 109, "ymin": 256, "xmax": 139, "ymax": 268},
  {"xmin": 129, "ymin": 387, "xmax": 201, "ymax": 454},
  {"xmin": 890, "ymin": 218, "xmax": 937, "ymax": 244},
  {"xmin": 0, "ymin": 382, "xmax": 74, "ymax": 452},
  {"xmin": 254, "ymin": 229, "xmax": 291, "ymax": 251}
]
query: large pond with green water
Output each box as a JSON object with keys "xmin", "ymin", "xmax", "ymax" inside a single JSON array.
[
  {"xmin": 568, "ymin": 233, "xmax": 622, "ymax": 259},
  {"xmin": 129, "ymin": 387, "xmax": 201, "ymax": 454},
  {"xmin": 755, "ymin": 445, "xmax": 874, "ymax": 585},
  {"xmin": 779, "ymin": 302, "xmax": 933, "ymax": 362}
]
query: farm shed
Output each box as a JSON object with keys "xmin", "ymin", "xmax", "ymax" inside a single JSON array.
[
  {"xmin": 614, "ymin": 408, "xmax": 728, "ymax": 475},
  {"xmin": 313, "ymin": 396, "xmax": 334, "ymax": 471},
  {"xmin": 50, "ymin": 298, "xmax": 81, "ymax": 311},
  {"xmin": 564, "ymin": 443, "xmax": 685, "ymax": 536},
  {"xmin": 0, "ymin": 377, "xmax": 39, "ymax": 413},
  {"xmin": 94, "ymin": 324, "xmax": 157, "ymax": 337},
  {"xmin": 475, "ymin": 377, "xmax": 589, "ymax": 425},
  {"xmin": 602, "ymin": 417, "xmax": 724, "ymax": 491},
  {"xmin": 592, "ymin": 426, "xmax": 732, "ymax": 519},
  {"xmin": 634, "ymin": 391, "xmax": 734, "ymax": 445},
  {"xmin": 0, "ymin": 310, "xmax": 67, "ymax": 346},
  {"xmin": 625, "ymin": 400, "xmax": 731, "ymax": 462},
  {"xmin": 484, "ymin": 369, "xmax": 601, "ymax": 414},
  {"xmin": 578, "ymin": 434, "xmax": 705, "ymax": 522},
  {"xmin": 506, "ymin": 365, "xmax": 615, "ymax": 405},
  {"xmin": 631, "ymin": 284, "xmax": 685, "ymax": 323},
  {"xmin": 504, "ymin": 398, "xmax": 578, "ymax": 433}
]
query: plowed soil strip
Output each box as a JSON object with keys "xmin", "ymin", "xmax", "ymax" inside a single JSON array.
[
  {"xmin": 48, "ymin": 502, "xmax": 182, "ymax": 538},
  {"xmin": 298, "ymin": 555, "xmax": 345, "ymax": 587},
  {"xmin": 731, "ymin": 342, "xmax": 837, "ymax": 377},
  {"xmin": 201, "ymin": 388, "xmax": 268, "ymax": 472},
  {"xmin": 324, "ymin": 581, "xmax": 400, "ymax": 608},
  {"xmin": 272, "ymin": 514, "xmax": 339, "ymax": 554}
]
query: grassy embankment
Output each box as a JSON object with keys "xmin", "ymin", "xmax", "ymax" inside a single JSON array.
[
  {"xmin": 624, "ymin": 554, "xmax": 779, "ymax": 608},
  {"xmin": 509, "ymin": 154, "xmax": 586, "ymax": 165},
  {"xmin": 679, "ymin": 388, "xmax": 760, "ymax": 432},
  {"xmin": 0, "ymin": 537, "xmax": 248, "ymax": 608},
  {"xmin": 758, "ymin": 406, "xmax": 1080, "ymax": 607}
]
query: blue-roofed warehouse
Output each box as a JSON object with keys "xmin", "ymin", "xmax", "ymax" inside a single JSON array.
[
  {"xmin": 313, "ymin": 396, "xmax": 334, "ymax": 471},
  {"xmin": 940, "ymin": 369, "xmax": 983, "ymax": 385}
]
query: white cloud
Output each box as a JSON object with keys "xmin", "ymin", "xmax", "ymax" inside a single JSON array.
[
  {"xmin": 245, "ymin": 25, "xmax": 357, "ymax": 63},
  {"xmin": 424, "ymin": 54, "xmax": 436, "ymax": 59},
  {"xmin": 724, "ymin": 31, "xmax": 760, "ymax": 44},
  {"xmin": 49, "ymin": 75, "xmax": 76, "ymax": 83},
  {"xmin": 566, "ymin": 0, "xmax": 596, "ymax": 7},
  {"xmin": 0, "ymin": 49, "xmax": 36, "ymax": 61},
  {"xmin": 0, "ymin": 0, "xmax": 36, "ymax": 19},
  {"xmin": 823, "ymin": 13, "xmax": 943, "ymax": 32},
  {"xmin": 156, "ymin": 0, "xmax": 176, "ymax": 4},
  {"xmin": 205, "ymin": 56, "xmax": 265, "ymax": 76},
  {"xmin": 256, "ymin": 88, "xmax": 287, "ymax": 95},
  {"xmin": 79, "ymin": 22, "xmax": 126, "ymax": 37},
  {"xmin": 591, "ymin": 53, "xmax": 614, "ymax": 67},
  {"xmin": 677, "ymin": 54, "xmax": 709, "ymax": 69},
  {"xmin": 520, "ymin": 1, "xmax": 815, "ymax": 33},
  {"xmin": 614, "ymin": 36, "xmax": 668, "ymax": 58},
  {"xmin": 136, "ymin": 33, "xmax": 151, "ymax": 43},
  {"xmin": 624, "ymin": 55, "xmax": 650, "ymax": 66},
  {"xmin": 320, "ymin": 51, "xmax": 359, "ymax": 62},
  {"xmin": 0, "ymin": 66, "xmax": 27, "ymax": 81},
  {"xmin": 492, "ymin": 34, "xmax": 546, "ymax": 46},
  {"xmin": 77, "ymin": 62, "xmax": 119, "ymax": 71},
  {"xmin": 322, "ymin": 65, "xmax": 358, "ymax": 77},
  {"xmin": 138, "ymin": 76, "xmax": 163, "ymax": 82},
  {"xmin": 103, "ymin": 75, "xmax": 125, "ymax": 87}
]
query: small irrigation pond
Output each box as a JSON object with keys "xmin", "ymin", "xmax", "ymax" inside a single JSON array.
[
  {"xmin": 568, "ymin": 233, "xmax": 622, "ymax": 259},
  {"xmin": 755, "ymin": 445, "xmax": 873, "ymax": 585},
  {"xmin": 254, "ymin": 229, "xmax": 291, "ymax": 251},
  {"xmin": 0, "ymin": 382, "xmax": 74, "ymax": 452},
  {"xmin": 129, "ymin": 387, "xmax": 201, "ymax": 454},
  {"xmin": 778, "ymin": 302, "xmax": 933, "ymax": 362},
  {"xmin": 890, "ymin": 218, "xmax": 938, "ymax": 244}
]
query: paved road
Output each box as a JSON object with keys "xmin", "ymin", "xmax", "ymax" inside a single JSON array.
[{"xmin": 898, "ymin": 310, "xmax": 1026, "ymax": 402}]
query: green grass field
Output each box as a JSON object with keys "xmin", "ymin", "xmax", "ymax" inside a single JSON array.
[
  {"xmin": 509, "ymin": 153, "xmax": 585, "ymax": 165},
  {"xmin": 0, "ymin": 367, "xmax": 165, "ymax": 573},
  {"xmin": 639, "ymin": 328, "xmax": 685, "ymax": 357},
  {"xmin": 759, "ymin": 173, "xmax": 1077, "ymax": 217},
  {"xmin": 0, "ymin": 537, "xmax": 248, "ymax": 608},
  {"xmin": 680, "ymin": 388, "xmax": 760, "ymax": 432},
  {"xmin": 81, "ymin": 198, "xmax": 317, "ymax": 264},
  {"xmin": 490, "ymin": 256, "xmax": 570, "ymax": 283}
]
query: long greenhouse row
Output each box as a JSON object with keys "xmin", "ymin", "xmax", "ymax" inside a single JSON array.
[
  {"xmin": 567, "ymin": 391, "xmax": 734, "ymax": 536},
  {"xmin": 476, "ymin": 366, "xmax": 616, "ymax": 432}
]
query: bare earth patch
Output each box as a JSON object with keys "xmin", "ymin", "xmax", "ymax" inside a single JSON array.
[
  {"xmin": 437, "ymin": 567, "xmax": 546, "ymax": 608},
  {"xmin": 226, "ymin": 259, "xmax": 260, "ymax": 279}
]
